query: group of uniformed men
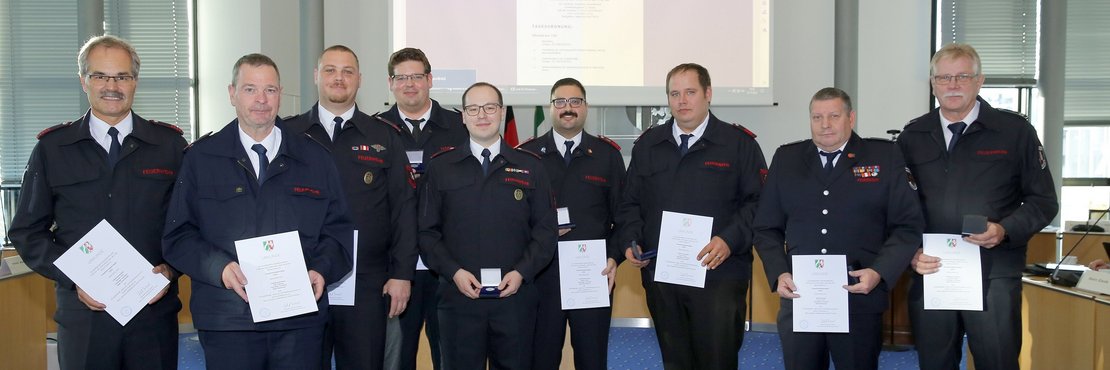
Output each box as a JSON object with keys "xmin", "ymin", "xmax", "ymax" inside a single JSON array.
[{"xmin": 8, "ymin": 34, "xmax": 1058, "ymax": 370}]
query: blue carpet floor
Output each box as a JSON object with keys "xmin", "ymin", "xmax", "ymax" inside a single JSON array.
[{"xmin": 178, "ymin": 328, "xmax": 965, "ymax": 369}]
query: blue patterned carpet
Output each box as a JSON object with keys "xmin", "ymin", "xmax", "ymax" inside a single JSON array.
[{"xmin": 178, "ymin": 328, "xmax": 964, "ymax": 369}]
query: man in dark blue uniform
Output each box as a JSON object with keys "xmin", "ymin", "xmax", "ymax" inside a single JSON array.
[
  {"xmin": 377, "ymin": 47, "xmax": 468, "ymax": 370},
  {"xmin": 900, "ymin": 43, "xmax": 1058, "ymax": 370},
  {"xmin": 162, "ymin": 53, "xmax": 353, "ymax": 370},
  {"xmin": 8, "ymin": 35, "xmax": 185, "ymax": 370},
  {"xmin": 753, "ymin": 87, "xmax": 924, "ymax": 370},
  {"xmin": 518, "ymin": 77, "xmax": 625, "ymax": 370},
  {"xmin": 617, "ymin": 63, "xmax": 767, "ymax": 370},
  {"xmin": 285, "ymin": 45, "xmax": 417, "ymax": 370},
  {"xmin": 419, "ymin": 82, "xmax": 556, "ymax": 370}
]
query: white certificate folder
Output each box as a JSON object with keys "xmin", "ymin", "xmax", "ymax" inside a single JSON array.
[
  {"xmin": 54, "ymin": 220, "xmax": 170, "ymax": 325},
  {"xmin": 234, "ymin": 231, "xmax": 319, "ymax": 322}
]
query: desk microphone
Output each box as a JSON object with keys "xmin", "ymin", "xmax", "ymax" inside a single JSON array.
[{"xmin": 1049, "ymin": 199, "xmax": 1109, "ymax": 286}]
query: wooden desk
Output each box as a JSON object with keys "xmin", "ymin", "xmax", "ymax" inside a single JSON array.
[
  {"xmin": 0, "ymin": 250, "xmax": 53, "ymax": 370},
  {"xmin": 1008, "ymin": 277, "xmax": 1110, "ymax": 370},
  {"xmin": 1027, "ymin": 231, "xmax": 1110, "ymax": 266}
]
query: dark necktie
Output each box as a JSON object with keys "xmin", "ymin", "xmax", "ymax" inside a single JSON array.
[
  {"xmin": 407, "ymin": 118, "xmax": 425, "ymax": 141},
  {"xmin": 563, "ymin": 140, "xmax": 574, "ymax": 166},
  {"xmin": 820, "ymin": 150, "xmax": 841, "ymax": 174},
  {"xmin": 332, "ymin": 116, "xmax": 344, "ymax": 143},
  {"xmin": 106, "ymin": 127, "xmax": 121, "ymax": 167},
  {"xmin": 679, "ymin": 134, "xmax": 693, "ymax": 156},
  {"xmin": 481, "ymin": 148, "xmax": 492, "ymax": 175},
  {"xmin": 947, "ymin": 121, "xmax": 967, "ymax": 152},
  {"xmin": 251, "ymin": 144, "xmax": 269, "ymax": 183}
]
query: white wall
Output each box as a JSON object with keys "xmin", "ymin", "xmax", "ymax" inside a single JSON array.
[
  {"xmin": 856, "ymin": 1, "xmax": 932, "ymax": 139},
  {"xmin": 197, "ymin": 0, "xmax": 302, "ymax": 135}
]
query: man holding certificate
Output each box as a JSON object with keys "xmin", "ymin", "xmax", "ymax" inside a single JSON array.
[
  {"xmin": 8, "ymin": 35, "xmax": 187, "ymax": 370},
  {"xmin": 517, "ymin": 77, "xmax": 625, "ymax": 370},
  {"xmin": 900, "ymin": 43, "xmax": 1059, "ymax": 370},
  {"xmin": 162, "ymin": 54, "xmax": 353, "ymax": 369},
  {"xmin": 753, "ymin": 88, "xmax": 924, "ymax": 370},
  {"xmin": 285, "ymin": 45, "xmax": 418, "ymax": 370},
  {"xmin": 617, "ymin": 63, "xmax": 767, "ymax": 370},
  {"xmin": 418, "ymin": 82, "xmax": 556, "ymax": 369},
  {"xmin": 378, "ymin": 47, "xmax": 468, "ymax": 370}
]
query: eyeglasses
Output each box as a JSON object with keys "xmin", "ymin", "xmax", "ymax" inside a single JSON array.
[
  {"xmin": 463, "ymin": 103, "xmax": 503, "ymax": 116},
  {"xmin": 932, "ymin": 73, "xmax": 979, "ymax": 84},
  {"xmin": 86, "ymin": 73, "xmax": 136, "ymax": 84},
  {"xmin": 391, "ymin": 73, "xmax": 427, "ymax": 83},
  {"xmin": 551, "ymin": 97, "xmax": 585, "ymax": 109}
]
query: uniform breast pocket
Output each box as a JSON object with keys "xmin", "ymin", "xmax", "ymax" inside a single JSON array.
[
  {"xmin": 134, "ymin": 163, "xmax": 178, "ymax": 195},
  {"xmin": 197, "ymin": 184, "xmax": 248, "ymax": 239},
  {"xmin": 287, "ymin": 184, "xmax": 330, "ymax": 238},
  {"xmin": 697, "ymin": 160, "xmax": 737, "ymax": 199},
  {"xmin": 498, "ymin": 175, "xmax": 536, "ymax": 219},
  {"xmin": 47, "ymin": 166, "xmax": 101, "ymax": 206},
  {"xmin": 968, "ymin": 150, "xmax": 1013, "ymax": 172},
  {"xmin": 349, "ymin": 154, "xmax": 390, "ymax": 191},
  {"xmin": 905, "ymin": 146, "xmax": 942, "ymax": 168}
]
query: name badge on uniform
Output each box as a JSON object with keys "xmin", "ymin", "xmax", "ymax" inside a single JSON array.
[
  {"xmin": 557, "ymin": 207, "xmax": 575, "ymax": 229},
  {"xmin": 407, "ymin": 150, "xmax": 424, "ymax": 174},
  {"xmin": 480, "ymin": 268, "xmax": 502, "ymax": 298}
]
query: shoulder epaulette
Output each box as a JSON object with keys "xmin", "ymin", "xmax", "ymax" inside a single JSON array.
[
  {"xmin": 634, "ymin": 124, "xmax": 660, "ymax": 144},
  {"xmin": 902, "ymin": 117, "xmax": 920, "ymax": 129},
  {"xmin": 37, "ymin": 121, "xmax": 73, "ymax": 139},
  {"xmin": 779, "ymin": 139, "xmax": 806, "ymax": 147},
  {"xmin": 598, "ymin": 135, "xmax": 621, "ymax": 151},
  {"xmin": 864, "ymin": 137, "xmax": 893, "ymax": 143},
  {"xmin": 371, "ymin": 115, "xmax": 403, "ymax": 134},
  {"xmin": 303, "ymin": 132, "xmax": 332, "ymax": 152},
  {"xmin": 515, "ymin": 147, "xmax": 542, "ymax": 159},
  {"xmin": 149, "ymin": 120, "xmax": 184, "ymax": 135},
  {"xmin": 185, "ymin": 131, "xmax": 214, "ymax": 151},
  {"xmin": 372, "ymin": 114, "xmax": 404, "ymax": 133},
  {"xmin": 996, "ymin": 107, "xmax": 1030, "ymax": 121},
  {"xmin": 725, "ymin": 122, "xmax": 757, "ymax": 139},
  {"xmin": 516, "ymin": 136, "xmax": 538, "ymax": 149},
  {"xmin": 430, "ymin": 146, "xmax": 456, "ymax": 159}
]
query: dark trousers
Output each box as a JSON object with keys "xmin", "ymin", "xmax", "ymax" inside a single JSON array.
[
  {"xmin": 644, "ymin": 279, "xmax": 747, "ymax": 370},
  {"xmin": 776, "ymin": 298, "xmax": 883, "ymax": 370},
  {"xmin": 395, "ymin": 269, "xmax": 442, "ymax": 370},
  {"xmin": 321, "ymin": 274, "xmax": 388, "ymax": 370},
  {"xmin": 531, "ymin": 261, "xmax": 611, "ymax": 370},
  {"xmin": 198, "ymin": 326, "xmax": 325, "ymax": 370},
  {"xmin": 909, "ymin": 276, "xmax": 1022, "ymax": 370},
  {"xmin": 438, "ymin": 281, "xmax": 538, "ymax": 370},
  {"xmin": 54, "ymin": 289, "xmax": 179, "ymax": 370}
]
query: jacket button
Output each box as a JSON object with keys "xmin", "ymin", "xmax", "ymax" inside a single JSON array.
[
  {"xmin": 822, "ymin": 209, "xmax": 828, "ymax": 215},
  {"xmin": 821, "ymin": 228, "xmax": 827, "ymax": 235},
  {"xmin": 823, "ymin": 190, "xmax": 830, "ymax": 196},
  {"xmin": 821, "ymin": 248, "xmax": 827, "ymax": 254}
]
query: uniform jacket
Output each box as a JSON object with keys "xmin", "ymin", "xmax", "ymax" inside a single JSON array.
[
  {"xmin": 617, "ymin": 112, "xmax": 767, "ymax": 281},
  {"xmin": 9, "ymin": 110, "xmax": 186, "ymax": 315},
  {"xmin": 162, "ymin": 118, "xmax": 353, "ymax": 331},
  {"xmin": 754, "ymin": 133, "xmax": 924, "ymax": 313},
  {"xmin": 285, "ymin": 104, "xmax": 417, "ymax": 281},
  {"xmin": 418, "ymin": 142, "xmax": 557, "ymax": 283},
  {"xmin": 517, "ymin": 130, "xmax": 626, "ymax": 262},
  {"xmin": 377, "ymin": 99, "xmax": 468, "ymax": 166},
  {"xmin": 898, "ymin": 97, "xmax": 1058, "ymax": 278}
]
